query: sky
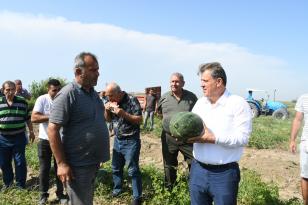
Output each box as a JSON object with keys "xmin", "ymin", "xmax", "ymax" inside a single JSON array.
[{"xmin": 0, "ymin": 0, "xmax": 307, "ymax": 101}]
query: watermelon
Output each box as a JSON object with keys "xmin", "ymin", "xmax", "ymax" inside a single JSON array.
[{"xmin": 169, "ymin": 112, "xmax": 204, "ymax": 140}]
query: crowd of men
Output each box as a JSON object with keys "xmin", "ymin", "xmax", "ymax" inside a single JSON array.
[{"xmin": 0, "ymin": 52, "xmax": 307, "ymax": 205}]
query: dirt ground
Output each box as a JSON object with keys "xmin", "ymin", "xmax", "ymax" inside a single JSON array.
[
  {"xmin": 137, "ymin": 133, "xmax": 302, "ymax": 201},
  {"xmin": 24, "ymin": 129, "xmax": 301, "ymax": 202}
]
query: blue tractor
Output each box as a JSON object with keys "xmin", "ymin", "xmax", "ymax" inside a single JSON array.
[{"xmin": 246, "ymin": 89, "xmax": 289, "ymax": 120}]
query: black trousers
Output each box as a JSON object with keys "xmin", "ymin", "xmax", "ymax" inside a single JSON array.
[
  {"xmin": 37, "ymin": 139, "xmax": 64, "ymax": 198},
  {"xmin": 161, "ymin": 130, "xmax": 193, "ymax": 188}
]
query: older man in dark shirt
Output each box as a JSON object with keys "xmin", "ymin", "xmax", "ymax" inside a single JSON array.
[
  {"xmin": 14, "ymin": 79, "xmax": 31, "ymax": 100},
  {"xmin": 104, "ymin": 82, "xmax": 143, "ymax": 205}
]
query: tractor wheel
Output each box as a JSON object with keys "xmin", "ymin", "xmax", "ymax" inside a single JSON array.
[
  {"xmin": 272, "ymin": 108, "xmax": 289, "ymax": 120},
  {"xmin": 248, "ymin": 102, "xmax": 260, "ymax": 118}
]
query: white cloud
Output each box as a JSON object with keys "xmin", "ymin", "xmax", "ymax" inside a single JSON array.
[{"xmin": 0, "ymin": 11, "xmax": 305, "ymax": 100}]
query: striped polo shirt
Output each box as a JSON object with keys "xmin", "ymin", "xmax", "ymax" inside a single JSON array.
[
  {"xmin": 295, "ymin": 94, "xmax": 308, "ymax": 141},
  {"xmin": 0, "ymin": 95, "xmax": 30, "ymax": 135}
]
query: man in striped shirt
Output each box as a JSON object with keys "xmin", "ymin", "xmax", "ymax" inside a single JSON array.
[
  {"xmin": 0, "ymin": 80, "xmax": 35, "ymax": 189},
  {"xmin": 290, "ymin": 94, "xmax": 308, "ymax": 205}
]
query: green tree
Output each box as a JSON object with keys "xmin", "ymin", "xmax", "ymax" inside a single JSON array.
[{"xmin": 28, "ymin": 77, "xmax": 67, "ymax": 110}]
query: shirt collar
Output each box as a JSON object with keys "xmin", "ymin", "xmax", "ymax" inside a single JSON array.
[
  {"xmin": 73, "ymin": 80, "xmax": 94, "ymax": 93},
  {"xmin": 204, "ymin": 89, "xmax": 230, "ymax": 106},
  {"xmin": 119, "ymin": 91, "xmax": 129, "ymax": 106},
  {"xmin": 215, "ymin": 89, "xmax": 230, "ymax": 106}
]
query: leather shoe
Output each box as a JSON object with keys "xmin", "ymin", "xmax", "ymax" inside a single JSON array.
[{"xmin": 131, "ymin": 198, "xmax": 142, "ymax": 205}]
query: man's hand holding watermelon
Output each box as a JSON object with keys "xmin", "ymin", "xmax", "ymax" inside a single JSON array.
[{"xmin": 186, "ymin": 127, "xmax": 216, "ymax": 144}]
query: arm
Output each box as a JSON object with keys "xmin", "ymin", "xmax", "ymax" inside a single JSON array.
[
  {"xmin": 31, "ymin": 111, "xmax": 49, "ymax": 123},
  {"xmin": 104, "ymin": 102, "xmax": 113, "ymax": 122},
  {"xmin": 26, "ymin": 120, "xmax": 35, "ymax": 143},
  {"xmin": 24, "ymin": 89, "xmax": 32, "ymax": 100},
  {"xmin": 189, "ymin": 99, "xmax": 252, "ymax": 147},
  {"xmin": 113, "ymin": 106, "xmax": 142, "ymax": 124},
  {"xmin": 143, "ymin": 95, "xmax": 147, "ymax": 112},
  {"xmin": 214, "ymin": 101, "xmax": 252, "ymax": 147},
  {"xmin": 187, "ymin": 125, "xmax": 215, "ymax": 144},
  {"xmin": 48, "ymin": 122, "xmax": 73, "ymax": 183},
  {"xmin": 154, "ymin": 98, "xmax": 158, "ymax": 113},
  {"xmin": 290, "ymin": 111, "xmax": 303, "ymax": 153}
]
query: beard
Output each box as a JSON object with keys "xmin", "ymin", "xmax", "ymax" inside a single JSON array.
[{"xmin": 81, "ymin": 73, "xmax": 98, "ymax": 87}]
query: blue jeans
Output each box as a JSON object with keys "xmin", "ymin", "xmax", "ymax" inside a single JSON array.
[
  {"xmin": 189, "ymin": 160, "xmax": 240, "ymax": 205},
  {"xmin": 143, "ymin": 111, "xmax": 154, "ymax": 130},
  {"xmin": 112, "ymin": 136, "xmax": 142, "ymax": 200},
  {"xmin": 0, "ymin": 133, "xmax": 27, "ymax": 188}
]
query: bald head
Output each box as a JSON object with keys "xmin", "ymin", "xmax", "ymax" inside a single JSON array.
[
  {"xmin": 105, "ymin": 82, "xmax": 123, "ymax": 103},
  {"xmin": 106, "ymin": 82, "xmax": 121, "ymax": 94}
]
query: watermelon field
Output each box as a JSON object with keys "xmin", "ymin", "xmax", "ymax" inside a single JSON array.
[{"xmin": 0, "ymin": 101, "xmax": 304, "ymax": 204}]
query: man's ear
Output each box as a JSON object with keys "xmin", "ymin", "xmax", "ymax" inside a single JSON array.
[
  {"xmin": 216, "ymin": 78, "xmax": 223, "ymax": 87},
  {"xmin": 75, "ymin": 68, "xmax": 83, "ymax": 75}
]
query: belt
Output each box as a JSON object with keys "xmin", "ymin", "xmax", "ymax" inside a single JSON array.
[{"xmin": 196, "ymin": 160, "xmax": 237, "ymax": 169}]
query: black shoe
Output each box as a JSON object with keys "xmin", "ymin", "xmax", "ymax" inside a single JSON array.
[
  {"xmin": 131, "ymin": 198, "xmax": 142, "ymax": 205},
  {"xmin": 57, "ymin": 194, "xmax": 69, "ymax": 205}
]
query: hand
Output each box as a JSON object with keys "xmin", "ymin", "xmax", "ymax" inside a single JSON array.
[
  {"xmin": 187, "ymin": 127, "xmax": 215, "ymax": 144},
  {"xmin": 57, "ymin": 163, "xmax": 74, "ymax": 184},
  {"xmin": 289, "ymin": 140, "xmax": 297, "ymax": 154},
  {"xmin": 29, "ymin": 132, "xmax": 35, "ymax": 143},
  {"xmin": 112, "ymin": 106, "xmax": 123, "ymax": 116},
  {"xmin": 105, "ymin": 102, "xmax": 119, "ymax": 113}
]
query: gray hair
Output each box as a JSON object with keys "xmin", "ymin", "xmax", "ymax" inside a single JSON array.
[
  {"xmin": 74, "ymin": 52, "xmax": 98, "ymax": 71},
  {"xmin": 171, "ymin": 72, "xmax": 184, "ymax": 82},
  {"xmin": 2, "ymin": 80, "xmax": 16, "ymax": 90},
  {"xmin": 106, "ymin": 82, "xmax": 122, "ymax": 94},
  {"xmin": 14, "ymin": 79, "xmax": 22, "ymax": 85},
  {"xmin": 198, "ymin": 62, "xmax": 227, "ymax": 86}
]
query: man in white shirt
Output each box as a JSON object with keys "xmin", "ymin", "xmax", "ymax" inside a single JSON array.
[
  {"xmin": 290, "ymin": 94, "xmax": 308, "ymax": 205},
  {"xmin": 187, "ymin": 62, "xmax": 252, "ymax": 205},
  {"xmin": 31, "ymin": 79, "xmax": 68, "ymax": 205}
]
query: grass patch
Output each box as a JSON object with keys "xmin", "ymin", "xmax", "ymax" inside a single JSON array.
[
  {"xmin": 0, "ymin": 145, "xmax": 302, "ymax": 205},
  {"xmin": 239, "ymin": 169, "xmax": 301, "ymax": 205},
  {"xmin": 0, "ymin": 104, "xmax": 303, "ymax": 204}
]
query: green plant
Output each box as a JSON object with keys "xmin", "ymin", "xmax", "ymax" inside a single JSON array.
[
  {"xmin": 27, "ymin": 77, "xmax": 67, "ymax": 110},
  {"xmin": 141, "ymin": 115, "xmax": 162, "ymax": 138},
  {"xmin": 25, "ymin": 142, "xmax": 39, "ymax": 171},
  {"xmin": 238, "ymin": 169, "xmax": 301, "ymax": 205},
  {"xmin": 248, "ymin": 116, "xmax": 293, "ymax": 149}
]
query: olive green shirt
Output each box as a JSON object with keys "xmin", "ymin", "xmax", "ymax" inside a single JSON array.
[{"xmin": 158, "ymin": 89, "xmax": 198, "ymax": 133}]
